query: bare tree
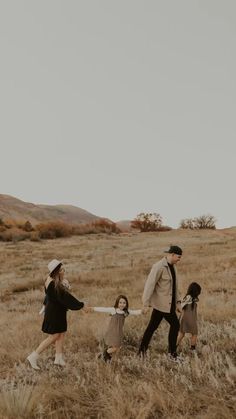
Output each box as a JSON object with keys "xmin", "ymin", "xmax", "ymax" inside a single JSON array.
[
  {"xmin": 131, "ymin": 212, "xmax": 163, "ymax": 232},
  {"xmin": 179, "ymin": 218, "xmax": 195, "ymax": 229},
  {"xmin": 179, "ymin": 214, "xmax": 216, "ymax": 230},
  {"xmin": 194, "ymin": 214, "xmax": 216, "ymax": 229}
]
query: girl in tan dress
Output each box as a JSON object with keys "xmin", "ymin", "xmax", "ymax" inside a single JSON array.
[
  {"xmin": 91, "ymin": 295, "xmax": 143, "ymax": 361},
  {"xmin": 177, "ymin": 282, "xmax": 201, "ymax": 352}
]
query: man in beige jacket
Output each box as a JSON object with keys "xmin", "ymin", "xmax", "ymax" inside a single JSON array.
[{"xmin": 138, "ymin": 245, "xmax": 182, "ymax": 359}]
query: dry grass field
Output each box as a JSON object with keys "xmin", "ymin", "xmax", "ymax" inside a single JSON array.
[{"xmin": 0, "ymin": 229, "xmax": 235, "ymax": 418}]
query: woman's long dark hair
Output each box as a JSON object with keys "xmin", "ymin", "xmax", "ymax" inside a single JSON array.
[
  {"xmin": 50, "ymin": 263, "xmax": 65, "ymax": 294},
  {"xmin": 114, "ymin": 294, "xmax": 129, "ymax": 316},
  {"xmin": 185, "ymin": 282, "xmax": 201, "ymax": 309}
]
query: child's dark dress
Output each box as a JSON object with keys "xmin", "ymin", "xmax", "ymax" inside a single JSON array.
[
  {"xmin": 179, "ymin": 295, "xmax": 198, "ymax": 335},
  {"xmin": 42, "ymin": 281, "xmax": 84, "ymax": 334}
]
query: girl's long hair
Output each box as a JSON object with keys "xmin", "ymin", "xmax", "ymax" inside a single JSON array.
[
  {"xmin": 50, "ymin": 263, "xmax": 65, "ymax": 294},
  {"xmin": 185, "ymin": 282, "xmax": 201, "ymax": 309},
  {"xmin": 114, "ymin": 295, "xmax": 129, "ymax": 316}
]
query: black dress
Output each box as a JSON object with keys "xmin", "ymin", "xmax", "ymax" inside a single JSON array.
[{"xmin": 42, "ymin": 281, "xmax": 84, "ymax": 334}]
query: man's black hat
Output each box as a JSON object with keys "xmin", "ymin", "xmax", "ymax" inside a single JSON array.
[{"xmin": 164, "ymin": 245, "xmax": 183, "ymax": 255}]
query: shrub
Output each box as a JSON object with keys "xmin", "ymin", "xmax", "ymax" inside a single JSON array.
[
  {"xmin": 194, "ymin": 214, "xmax": 216, "ymax": 229},
  {"xmin": 3, "ymin": 218, "xmax": 17, "ymax": 229},
  {"xmin": 0, "ymin": 218, "xmax": 121, "ymax": 241},
  {"xmin": 179, "ymin": 214, "xmax": 216, "ymax": 230},
  {"xmin": 0, "ymin": 225, "xmax": 6, "ymax": 233},
  {"xmin": 179, "ymin": 218, "xmax": 195, "ymax": 229},
  {"xmin": 91, "ymin": 219, "xmax": 121, "ymax": 234},
  {"xmin": 131, "ymin": 212, "xmax": 163, "ymax": 232},
  {"xmin": 29, "ymin": 231, "xmax": 41, "ymax": 241},
  {"xmin": 23, "ymin": 220, "xmax": 34, "ymax": 232},
  {"xmin": 73, "ymin": 223, "xmax": 97, "ymax": 235},
  {"xmin": 36, "ymin": 221, "xmax": 73, "ymax": 239},
  {"xmin": 0, "ymin": 228, "xmax": 30, "ymax": 242},
  {"xmin": 72, "ymin": 219, "xmax": 121, "ymax": 235}
]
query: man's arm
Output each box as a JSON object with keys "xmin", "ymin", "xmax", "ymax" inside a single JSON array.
[
  {"xmin": 142, "ymin": 263, "xmax": 162, "ymax": 307},
  {"xmin": 175, "ymin": 267, "xmax": 181, "ymax": 312}
]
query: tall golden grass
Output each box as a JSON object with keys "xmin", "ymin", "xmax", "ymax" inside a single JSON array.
[{"xmin": 0, "ymin": 229, "xmax": 235, "ymax": 418}]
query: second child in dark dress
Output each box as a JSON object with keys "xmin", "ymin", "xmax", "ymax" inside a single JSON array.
[
  {"xmin": 27, "ymin": 259, "xmax": 85, "ymax": 369},
  {"xmin": 177, "ymin": 282, "xmax": 201, "ymax": 352}
]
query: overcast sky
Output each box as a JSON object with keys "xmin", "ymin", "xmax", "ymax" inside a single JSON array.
[{"xmin": 0, "ymin": 1, "xmax": 235, "ymax": 228}]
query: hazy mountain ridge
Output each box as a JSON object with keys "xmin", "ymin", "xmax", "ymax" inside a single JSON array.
[{"xmin": 0, "ymin": 194, "xmax": 100, "ymax": 225}]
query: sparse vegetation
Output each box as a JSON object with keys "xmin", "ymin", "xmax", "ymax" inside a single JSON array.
[
  {"xmin": 194, "ymin": 214, "xmax": 216, "ymax": 229},
  {"xmin": 131, "ymin": 212, "xmax": 163, "ymax": 232},
  {"xmin": 180, "ymin": 214, "xmax": 216, "ymax": 230},
  {"xmin": 0, "ymin": 219, "xmax": 121, "ymax": 242},
  {"xmin": 0, "ymin": 229, "xmax": 235, "ymax": 418},
  {"xmin": 23, "ymin": 220, "xmax": 34, "ymax": 232},
  {"xmin": 90, "ymin": 218, "xmax": 121, "ymax": 234},
  {"xmin": 180, "ymin": 218, "xmax": 196, "ymax": 230},
  {"xmin": 36, "ymin": 221, "xmax": 73, "ymax": 239},
  {"xmin": 0, "ymin": 212, "xmax": 218, "ymax": 242}
]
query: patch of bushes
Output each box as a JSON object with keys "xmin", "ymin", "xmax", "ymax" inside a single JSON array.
[
  {"xmin": 36, "ymin": 221, "xmax": 73, "ymax": 239},
  {"xmin": 180, "ymin": 214, "xmax": 216, "ymax": 230},
  {"xmin": 0, "ymin": 218, "xmax": 122, "ymax": 242},
  {"xmin": 73, "ymin": 219, "xmax": 121, "ymax": 235},
  {"xmin": 90, "ymin": 219, "xmax": 121, "ymax": 234},
  {"xmin": 131, "ymin": 212, "xmax": 163, "ymax": 232},
  {"xmin": 0, "ymin": 228, "xmax": 30, "ymax": 242},
  {"xmin": 0, "ymin": 219, "xmax": 36, "ymax": 242},
  {"xmin": 29, "ymin": 231, "xmax": 40, "ymax": 242}
]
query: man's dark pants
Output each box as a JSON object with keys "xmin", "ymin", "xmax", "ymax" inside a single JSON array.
[{"xmin": 139, "ymin": 308, "xmax": 180, "ymax": 355}]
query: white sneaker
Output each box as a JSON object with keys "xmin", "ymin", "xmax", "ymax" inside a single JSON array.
[
  {"xmin": 54, "ymin": 354, "xmax": 66, "ymax": 366},
  {"xmin": 27, "ymin": 351, "xmax": 40, "ymax": 370}
]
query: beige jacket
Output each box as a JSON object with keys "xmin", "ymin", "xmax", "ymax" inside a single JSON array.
[{"xmin": 142, "ymin": 257, "xmax": 180, "ymax": 313}]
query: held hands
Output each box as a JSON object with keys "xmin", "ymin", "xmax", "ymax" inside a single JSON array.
[
  {"xmin": 176, "ymin": 302, "xmax": 182, "ymax": 314},
  {"xmin": 83, "ymin": 305, "xmax": 93, "ymax": 313},
  {"xmin": 141, "ymin": 307, "xmax": 149, "ymax": 315}
]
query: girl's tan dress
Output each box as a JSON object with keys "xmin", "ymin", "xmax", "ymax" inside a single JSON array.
[
  {"xmin": 93, "ymin": 307, "xmax": 142, "ymax": 347},
  {"xmin": 105, "ymin": 313, "xmax": 125, "ymax": 347}
]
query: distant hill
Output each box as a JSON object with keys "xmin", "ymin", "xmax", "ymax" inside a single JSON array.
[{"xmin": 0, "ymin": 194, "xmax": 100, "ymax": 225}]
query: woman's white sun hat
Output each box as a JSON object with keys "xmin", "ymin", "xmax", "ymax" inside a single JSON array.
[{"xmin": 48, "ymin": 259, "xmax": 63, "ymax": 274}]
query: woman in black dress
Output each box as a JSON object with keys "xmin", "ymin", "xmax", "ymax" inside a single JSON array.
[{"xmin": 27, "ymin": 259, "xmax": 85, "ymax": 369}]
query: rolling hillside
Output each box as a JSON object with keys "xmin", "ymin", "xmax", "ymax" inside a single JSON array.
[{"xmin": 0, "ymin": 194, "xmax": 100, "ymax": 225}]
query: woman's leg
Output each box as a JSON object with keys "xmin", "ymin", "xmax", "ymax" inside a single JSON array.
[
  {"xmin": 35, "ymin": 334, "xmax": 60, "ymax": 354},
  {"xmin": 27, "ymin": 333, "xmax": 60, "ymax": 369},
  {"xmin": 54, "ymin": 333, "xmax": 66, "ymax": 366},
  {"xmin": 55, "ymin": 333, "xmax": 66, "ymax": 355}
]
